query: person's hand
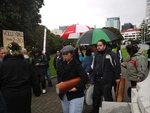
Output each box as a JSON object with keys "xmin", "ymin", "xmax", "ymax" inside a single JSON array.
[
  {"xmin": 137, "ymin": 78, "xmax": 141, "ymax": 82},
  {"xmin": 121, "ymin": 62, "xmax": 125, "ymax": 66},
  {"xmin": 69, "ymin": 87, "xmax": 77, "ymax": 92},
  {"xmin": 35, "ymin": 63, "xmax": 40, "ymax": 66},
  {"xmin": 121, "ymin": 62, "xmax": 126, "ymax": 68},
  {"xmin": 116, "ymin": 79, "xmax": 120, "ymax": 84}
]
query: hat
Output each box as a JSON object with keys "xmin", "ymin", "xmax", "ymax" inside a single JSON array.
[
  {"xmin": 61, "ymin": 45, "xmax": 74, "ymax": 54},
  {"xmin": 33, "ymin": 48, "xmax": 41, "ymax": 53}
]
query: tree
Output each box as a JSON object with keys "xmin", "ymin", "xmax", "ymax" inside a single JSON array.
[
  {"xmin": 29, "ymin": 25, "xmax": 75, "ymax": 54},
  {"xmin": 139, "ymin": 19, "xmax": 150, "ymax": 43},
  {"xmin": 0, "ymin": 0, "xmax": 44, "ymax": 46}
]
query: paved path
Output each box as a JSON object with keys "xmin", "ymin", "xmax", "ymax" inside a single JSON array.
[
  {"xmin": 31, "ymin": 67, "xmax": 134, "ymax": 113},
  {"xmin": 31, "ymin": 77, "xmax": 92, "ymax": 113}
]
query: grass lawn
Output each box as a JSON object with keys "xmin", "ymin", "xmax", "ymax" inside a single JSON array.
[{"xmin": 49, "ymin": 58, "xmax": 57, "ymax": 76}]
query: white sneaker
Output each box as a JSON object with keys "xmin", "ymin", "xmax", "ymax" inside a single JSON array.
[{"xmin": 42, "ymin": 89, "xmax": 46, "ymax": 94}]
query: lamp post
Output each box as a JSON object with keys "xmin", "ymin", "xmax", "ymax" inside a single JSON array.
[
  {"xmin": 43, "ymin": 28, "xmax": 47, "ymax": 54},
  {"xmin": 143, "ymin": 27, "xmax": 145, "ymax": 43}
]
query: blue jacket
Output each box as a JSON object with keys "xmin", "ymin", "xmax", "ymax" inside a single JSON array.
[{"xmin": 81, "ymin": 56, "xmax": 93, "ymax": 73}]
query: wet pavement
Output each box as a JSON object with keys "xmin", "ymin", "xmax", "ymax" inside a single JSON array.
[
  {"xmin": 31, "ymin": 76, "xmax": 92, "ymax": 113},
  {"xmin": 31, "ymin": 67, "xmax": 133, "ymax": 113}
]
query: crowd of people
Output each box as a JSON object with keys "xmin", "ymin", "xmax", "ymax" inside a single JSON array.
[{"xmin": 0, "ymin": 39, "xmax": 148, "ymax": 113}]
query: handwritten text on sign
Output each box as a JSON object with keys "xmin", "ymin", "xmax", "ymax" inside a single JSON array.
[{"xmin": 3, "ymin": 30, "xmax": 24, "ymax": 47}]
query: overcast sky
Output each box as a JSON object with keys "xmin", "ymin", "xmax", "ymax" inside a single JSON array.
[{"xmin": 40, "ymin": 0, "xmax": 146, "ymax": 30}]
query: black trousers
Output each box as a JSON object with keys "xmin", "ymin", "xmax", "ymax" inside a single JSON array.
[
  {"xmin": 38, "ymin": 75, "xmax": 46, "ymax": 89},
  {"xmin": 92, "ymin": 80, "xmax": 113, "ymax": 113},
  {"xmin": 127, "ymin": 81, "xmax": 137, "ymax": 98}
]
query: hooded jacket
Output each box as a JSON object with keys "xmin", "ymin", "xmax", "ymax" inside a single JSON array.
[
  {"xmin": 125, "ymin": 51, "xmax": 147, "ymax": 81},
  {"xmin": 32, "ymin": 48, "xmax": 48, "ymax": 76}
]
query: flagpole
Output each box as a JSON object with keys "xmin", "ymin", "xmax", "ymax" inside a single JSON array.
[{"xmin": 43, "ymin": 28, "xmax": 47, "ymax": 54}]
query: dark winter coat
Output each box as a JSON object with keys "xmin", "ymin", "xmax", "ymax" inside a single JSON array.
[
  {"xmin": 0, "ymin": 54, "xmax": 41, "ymax": 113},
  {"xmin": 93, "ymin": 47, "xmax": 121, "ymax": 84},
  {"xmin": 58, "ymin": 58, "xmax": 88, "ymax": 101},
  {"xmin": 53, "ymin": 55, "xmax": 63, "ymax": 71},
  {"xmin": 0, "ymin": 61, "xmax": 6, "ymax": 113},
  {"xmin": 32, "ymin": 54, "xmax": 48, "ymax": 76},
  {"xmin": 0, "ymin": 90, "xmax": 6, "ymax": 113}
]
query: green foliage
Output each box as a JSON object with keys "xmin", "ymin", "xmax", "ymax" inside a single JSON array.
[
  {"xmin": 139, "ymin": 19, "xmax": 150, "ymax": 43},
  {"xmin": 0, "ymin": 0, "xmax": 44, "ymax": 46},
  {"xmin": 28, "ymin": 25, "xmax": 76, "ymax": 53}
]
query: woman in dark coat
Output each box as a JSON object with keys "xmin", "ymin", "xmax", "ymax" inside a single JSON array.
[
  {"xmin": 58, "ymin": 45, "xmax": 88, "ymax": 113},
  {"xmin": 0, "ymin": 42, "xmax": 41, "ymax": 113}
]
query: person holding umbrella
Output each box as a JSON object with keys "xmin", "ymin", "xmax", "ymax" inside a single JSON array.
[
  {"xmin": 74, "ymin": 44, "xmax": 84, "ymax": 63},
  {"xmin": 90, "ymin": 39, "xmax": 121, "ymax": 113}
]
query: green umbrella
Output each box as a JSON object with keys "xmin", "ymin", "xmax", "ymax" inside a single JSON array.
[{"xmin": 76, "ymin": 28, "xmax": 119, "ymax": 45}]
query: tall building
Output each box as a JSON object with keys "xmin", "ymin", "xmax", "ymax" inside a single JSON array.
[
  {"xmin": 51, "ymin": 29, "xmax": 62, "ymax": 36},
  {"xmin": 121, "ymin": 23, "xmax": 134, "ymax": 31},
  {"xmin": 105, "ymin": 17, "xmax": 120, "ymax": 30},
  {"xmin": 146, "ymin": 0, "xmax": 150, "ymax": 26},
  {"xmin": 59, "ymin": 26, "xmax": 68, "ymax": 32}
]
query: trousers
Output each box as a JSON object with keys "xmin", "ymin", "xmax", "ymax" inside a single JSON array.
[
  {"xmin": 61, "ymin": 94, "xmax": 84, "ymax": 113},
  {"xmin": 92, "ymin": 80, "xmax": 113, "ymax": 113}
]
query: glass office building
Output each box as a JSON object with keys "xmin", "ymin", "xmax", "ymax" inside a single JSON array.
[
  {"xmin": 105, "ymin": 17, "xmax": 120, "ymax": 31},
  {"xmin": 146, "ymin": 0, "xmax": 150, "ymax": 26}
]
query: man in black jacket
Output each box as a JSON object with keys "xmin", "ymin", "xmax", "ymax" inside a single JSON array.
[
  {"xmin": 32, "ymin": 48, "xmax": 48, "ymax": 94},
  {"xmin": 90, "ymin": 39, "xmax": 121, "ymax": 113}
]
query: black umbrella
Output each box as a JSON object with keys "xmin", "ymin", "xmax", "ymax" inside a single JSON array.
[{"xmin": 76, "ymin": 28, "xmax": 119, "ymax": 45}]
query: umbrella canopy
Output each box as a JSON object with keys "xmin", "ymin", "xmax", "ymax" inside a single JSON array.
[
  {"xmin": 76, "ymin": 28, "xmax": 119, "ymax": 45},
  {"xmin": 60, "ymin": 24, "xmax": 91, "ymax": 39}
]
